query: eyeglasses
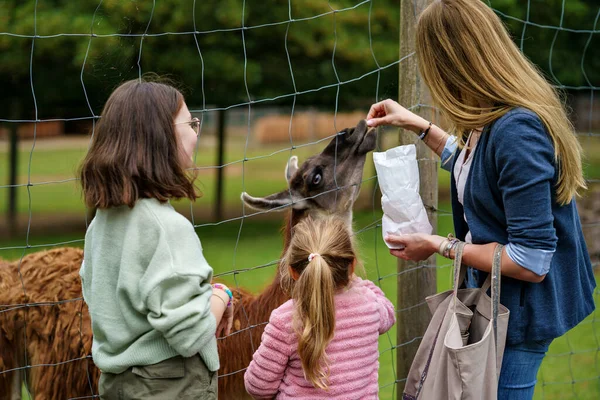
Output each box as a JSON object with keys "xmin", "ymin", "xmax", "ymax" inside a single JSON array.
[{"xmin": 175, "ymin": 117, "xmax": 201, "ymax": 136}]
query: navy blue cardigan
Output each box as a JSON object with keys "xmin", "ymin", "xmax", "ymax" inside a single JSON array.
[{"xmin": 450, "ymin": 108, "xmax": 596, "ymax": 344}]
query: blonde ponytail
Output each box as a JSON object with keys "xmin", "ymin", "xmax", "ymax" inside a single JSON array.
[
  {"xmin": 294, "ymin": 255, "xmax": 335, "ymax": 390},
  {"xmin": 282, "ymin": 216, "xmax": 357, "ymax": 390}
]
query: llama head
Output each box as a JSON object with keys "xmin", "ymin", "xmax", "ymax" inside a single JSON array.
[{"xmin": 241, "ymin": 119, "xmax": 376, "ymax": 222}]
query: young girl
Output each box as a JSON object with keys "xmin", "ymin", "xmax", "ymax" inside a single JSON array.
[
  {"xmin": 244, "ymin": 216, "xmax": 396, "ymax": 399},
  {"xmin": 79, "ymin": 78, "xmax": 234, "ymax": 399},
  {"xmin": 366, "ymin": 1, "xmax": 595, "ymax": 398}
]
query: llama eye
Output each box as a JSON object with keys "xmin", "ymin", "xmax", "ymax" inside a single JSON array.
[{"xmin": 312, "ymin": 173, "xmax": 322, "ymax": 185}]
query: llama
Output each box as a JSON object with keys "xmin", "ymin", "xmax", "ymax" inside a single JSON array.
[
  {"xmin": 0, "ymin": 260, "xmax": 22, "ymax": 400},
  {"xmin": 0, "ymin": 119, "xmax": 376, "ymax": 399},
  {"xmin": 0, "ymin": 247, "xmax": 98, "ymax": 400},
  {"xmin": 218, "ymin": 119, "xmax": 376, "ymax": 398}
]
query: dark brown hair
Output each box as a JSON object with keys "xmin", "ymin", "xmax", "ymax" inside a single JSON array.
[{"xmin": 79, "ymin": 79, "xmax": 198, "ymax": 208}]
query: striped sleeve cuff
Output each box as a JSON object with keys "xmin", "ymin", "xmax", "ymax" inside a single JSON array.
[
  {"xmin": 440, "ymin": 135, "xmax": 458, "ymax": 172},
  {"xmin": 505, "ymin": 242, "xmax": 555, "ymax": 276}
]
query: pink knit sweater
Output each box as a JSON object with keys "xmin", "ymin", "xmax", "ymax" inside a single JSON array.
[{"xmin": 244, "ymin": 277, "xmax": 396, "ymax": 399}]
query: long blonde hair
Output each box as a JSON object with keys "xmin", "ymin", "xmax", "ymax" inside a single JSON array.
[
  {"xmin": 282, "ymin": 216, "xmax": 356, "ymax": 390},
  {"xmin": 416, "ymin": 0, "xmax": 586, "ymax": 204}
]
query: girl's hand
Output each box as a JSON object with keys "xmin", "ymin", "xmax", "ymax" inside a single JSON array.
[
  {"xmin": 366, "ymin": 99, "xmax": 428, "ymax": 132},
  {"xmin": 385, "ymin": 233, "xmax": 445, "ymax": 261},
  {"xmin": 216, "ymin": 301, "xmax": 234, "ymax": 337}
]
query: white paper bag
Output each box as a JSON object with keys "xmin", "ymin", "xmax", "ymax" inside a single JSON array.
[{"xmin": 373, "ymin": 144, "xmax": 432, "ymax": 249}]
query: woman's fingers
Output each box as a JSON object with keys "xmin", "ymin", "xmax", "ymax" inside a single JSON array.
[
  {"xmin": 385, "ymin": 234, "xmax": 407, "ymax": 246},
  {"xmin": 390, "ymin": 249, "xmax": 407, "ymax": 259},
  {"xmin": 367, "ymin": 99, "xmax": 406, "ymax": 128},
  {"xmin": 366, "ymin": 101, "xmax": 386, "ymax": 120},
  {"xmin": 367, "ymin": 117, "xmax": 387, "ymax": 127}
]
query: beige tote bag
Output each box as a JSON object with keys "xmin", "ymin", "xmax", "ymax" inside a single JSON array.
[{"xmin": 403, "ymin": 243, "xmax": 509, "ymax": 400}]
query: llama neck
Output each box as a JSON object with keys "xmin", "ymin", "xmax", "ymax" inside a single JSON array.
[
  {"xmin": 257, "ymin": 207, "xmax": 353, "ymax": 304},
  {"xmin": 254, "ymin": 208, "xmax": 306, "ymax": 305}
]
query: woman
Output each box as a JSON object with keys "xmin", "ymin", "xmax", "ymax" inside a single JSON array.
[{"xmin": 366, "ymin": 1, "xmax": 595, "ymax": 399}]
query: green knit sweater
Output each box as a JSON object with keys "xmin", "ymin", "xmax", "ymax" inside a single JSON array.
[{"xmin": 80, "ymin": 198, "xmax": 219, "ymax": 374}]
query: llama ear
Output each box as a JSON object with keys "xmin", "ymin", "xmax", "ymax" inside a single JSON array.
[
  {"xmin": 285, "ymin": 156, "xmax": 299, "ymax": 184},
  {"xmin": 241, "ymin": 190, "xmax": 305, "ymax": 211}
]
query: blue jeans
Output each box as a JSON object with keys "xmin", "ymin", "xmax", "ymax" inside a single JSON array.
[{"xmin": 498, "ymin": 339, "xmax": 552, "ymax": 400}]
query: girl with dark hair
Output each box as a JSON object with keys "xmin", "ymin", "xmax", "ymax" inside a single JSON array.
[{"xmin": 79, "ymin": 78, "xmax": 233, "ymax": 399}]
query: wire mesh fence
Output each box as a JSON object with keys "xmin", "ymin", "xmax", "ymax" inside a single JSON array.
[{"xmin": 0, "ymin": 0, "xmax": 598, "ymax": 399}]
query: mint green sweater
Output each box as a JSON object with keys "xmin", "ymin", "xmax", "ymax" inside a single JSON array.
[{"xmin": 80, "ymin": 198, "xmax": 219, "ymax": 374}]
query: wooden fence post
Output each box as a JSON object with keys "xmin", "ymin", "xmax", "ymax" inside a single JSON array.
[{"xmin": 397, "ymin": 0, "xmax": 437, "ymax": 395}]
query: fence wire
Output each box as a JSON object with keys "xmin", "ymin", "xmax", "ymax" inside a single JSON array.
[{"xmin": 0, "ymin": 1, "xmax": 598, "ymax": 399}]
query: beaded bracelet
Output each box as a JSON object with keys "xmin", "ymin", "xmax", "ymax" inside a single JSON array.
[
  {"xmin": 212, "ymin": 283, "xmax": 233, "ymax": 307},
  {"xmin": 438, "ymin": 239, "xmax": 449, "ymax": 256},
  {"xmin": 211, "ymin": 294, "xmax": 227, "ymax": 308}
]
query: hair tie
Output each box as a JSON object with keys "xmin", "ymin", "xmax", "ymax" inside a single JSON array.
[{"xmin": 308, "ymin": 253, "xmax": 320, "ymax": 262}]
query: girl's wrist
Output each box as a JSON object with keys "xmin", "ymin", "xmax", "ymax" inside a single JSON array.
[
  {"xmin": 212, "ymin": 283, "xmax": 233, "ymax": 307},
  {"xmin": 211, "ymin": 293, "xmax": 228, "ymax": 309}
]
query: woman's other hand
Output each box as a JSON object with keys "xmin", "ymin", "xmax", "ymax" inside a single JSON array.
[{"xmin": 385, "ymin": 233, "xmax": 444, "ymax": 261}]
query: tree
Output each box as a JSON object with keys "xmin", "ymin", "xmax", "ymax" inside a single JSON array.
[
  {"xmin": 0, "ymin": 0, "xmax": 401, "ymax": 119},
  {"xmin": 1, "ymin": 0, "xmax": 597, "ymax": 120},
  {"xmin": 491, "ymin": 0, "xmax": 600, "ymax": 88}
]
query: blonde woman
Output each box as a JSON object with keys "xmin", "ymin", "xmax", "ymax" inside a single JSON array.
[
  {"xmin": 244, "ymin": 216, "xmax": 395, "ymax": 399},
  {"xmin": 366, "ymin": 0, "xmax": 595, "ymax": 399}
]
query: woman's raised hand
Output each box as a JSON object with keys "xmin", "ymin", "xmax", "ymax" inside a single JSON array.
[{"xmin": 366, "ymin": 99, "xmax": 428, "ymax": 132}]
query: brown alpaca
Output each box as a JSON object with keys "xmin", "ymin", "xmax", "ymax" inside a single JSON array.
[
  {"xmin": 0, "ymin": 247, "xmax": 99, "ymax": 400},
  {"xmin": 0, "ymin": 260, "xmax": 23, "ymax": 400},
  {"xmin": 0, "ymin": 120, "xmax": 376, "ymax": 400}
]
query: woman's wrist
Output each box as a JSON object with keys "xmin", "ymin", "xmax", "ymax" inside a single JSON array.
[
  {"xmin": 431, "ymin": 235, "xmax": 447, "ymax": 255},
  {"xmin": 407, "ymin": 115, "xmax": 430, "ymax": 134},
  {"xmin": 437, "ymin": 235, "xmax": 461, "ymax": 259}
]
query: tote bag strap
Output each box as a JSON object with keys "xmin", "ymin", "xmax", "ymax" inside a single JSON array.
[
  {"xmin": 452, "ymin": 242, "xmax": 468, "ymax": 295},
  {"xmin": 491, "ymin": 243, "xmax": 504, "ymax": 349},
  {"xmin": 481, "ymin": 244, "xmax": 504, "ymax": 348},
  {"xmin": 451, "ymin": 242, "xmax": 468, "ymax": 311},
  {"xmin": 455, "ymin": 243, "xmax": 503, "ymax": 346}
]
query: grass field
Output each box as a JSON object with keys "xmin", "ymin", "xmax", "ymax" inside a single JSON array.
[{"xmin": 1, "ymin": 132, "xmax": 599, "ymax": 399}]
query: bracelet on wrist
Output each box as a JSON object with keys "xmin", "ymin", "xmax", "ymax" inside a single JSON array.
[
  {"xmin": 440, "ymin": 234, "xmax": 460, "ymax": 259},
  {"xmin": 418, "ymin": 121, "xmax": 433, "ymax": 141},
  {"xmin": 211, "ymin": 294, "xmax": 227, "ymax": 308},
  {"xmin": 212, "ymin": 283, "xmax": 233, "ymax": 307},
  {"xmin": 446, "ymin": 240, "xmax": 461, "ymax": 259},
  {"xmin": 438, "ymin": 239, "xmax": 449, "ymax": 256}
]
